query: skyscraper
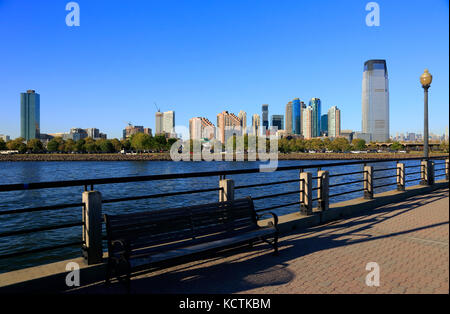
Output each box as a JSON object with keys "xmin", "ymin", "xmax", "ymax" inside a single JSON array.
[
  {"xmin": 302, "ymin": 106, "xmax": 313, "ymax": 139},
  {"xmin": 216, "ymin": 111, "xmax": 241, "ymax": 143},
  {"xmin": 292, "ymin": 98, "xmax": 301, "ymax": 135},
  {"xmin": 262, "ymin": 104, "xmax": 269, "ymax": 135},
  {"xmin": 285, "ymin": 101, "xmax": 293, "ymax": 134},
  {"xmin": 320, "ymin": 114, "xmax": 328, "ymax": 136},
  {"xmin": 162, "ymin": 111, "xmax": 175, "ymax": 136},
  {"xmin": 155, "ymin": 111, "xmax": 163, "ymax": 135},
  {"xmin": 328, "ymin": 106, "xmax": 341, "ymax": 138},
  {"xmin": 271, "ymin": 115, "xmax": 284, "ymax": 131},
  {"xmin": 251, "ymin": 114, "xmax": 260, "ymax": 136},
  {"xmin": 238, "ymin": 110, "xmax": 247, "ymax": 134},
  {"xmin": 362, "ymin": 59, "xmax": 390, "ymax": 142},
  {"xmin": 309, "ymin": 98, "xmax": 321, "ymax": 137},
  {"xmin": 189, "ymin": 117, "xmax": 215, "ymax": 141},
  {"xmin": 20, "ymin": 90, "xmax": 40, "ymax": 141}
]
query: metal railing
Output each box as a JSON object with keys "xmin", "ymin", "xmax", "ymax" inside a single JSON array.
[{"xmin": 0, "ymin": 156, "xmax": 448, "ymax": 268}]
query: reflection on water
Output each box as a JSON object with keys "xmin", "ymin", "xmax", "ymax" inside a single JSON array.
[{"xmin": 0, "ymin": 159, "xmax": 430, "ymax": 273}]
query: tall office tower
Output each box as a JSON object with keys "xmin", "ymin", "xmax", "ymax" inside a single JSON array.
[
  {"xmin": 328, "ymin": 106, "xmax": 341, "ymax": 138},
  {"xmin": 163, "ymin": 111, "xmax": 175, "ymax": 135},
  {"xmin": 320, "ymin": 114, "xmax": 328, "ymax": 136},
  {"xmin": 271, "ymin": 115, "xmax": 284, "ymax": 131},
  {"xmin": 251, "ymin": 114, "xmax": 260, "ymax": 136},
  {"xmin": 285, "ymin": 101, "xmax": 293, "ymax": 134},
  {"xmin": 362, "ymin": 59, "xmax": 390, "ymax": 142},
  {"xmin": 262, "ymin": 104, "xmax": 269, "ymax": 134},
  {"xmin": 216, "ymin": 111, "xmax": 242, "ymax": 144},
  {"xmin": 20, "ymin": 90, "xmax": 40, "ymax": 141},
  {"xmin": 302, "ymin": 106, "xmax": 313, "ymax": 139},
  {"xmin": 292, "ymin": 98, "xmax": 301, "ymax": 135},
  {"xmin": 238, "ymin": 110, "xmax": 247, "ymax": 134},
  {"xmin": 309, "ymin": 98, "xmax": 321, "ymax": 137},
  {"xmin": 86, "ymin": 128, "xmax": 100, "ymax": 139},
  {"xmin": 189, "ymin": 117, "xmax": 215, "ymax": 141},
  {"xmin": 155, "ymin": 111, "xmax": 164, "ymax": 135}
]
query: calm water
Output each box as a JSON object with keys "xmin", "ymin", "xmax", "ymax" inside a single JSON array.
[{"xmin": 0, "ymin": 159, "xmax": 429, "ymax": 273}]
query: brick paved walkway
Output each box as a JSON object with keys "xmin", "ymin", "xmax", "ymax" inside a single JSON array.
[{"xmin": 73, "ymin": 188, "xmax": 449, "ymax": 294}]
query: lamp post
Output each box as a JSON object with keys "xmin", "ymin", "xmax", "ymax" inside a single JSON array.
[{"xmin": 420, "ymin": 69, "xmax": 432, "ymax": 158}]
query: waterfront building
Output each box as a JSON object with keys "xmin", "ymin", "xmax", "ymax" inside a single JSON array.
[
  {"xmin": 302, "ymin": 106, "xmax": 313, "ymax": 139},
  {"xmin": 340, "ymin": 130, "xmax": 354, "ymax": 143},
  {"xmin": 20, "ymin": 90, "xmax": 40, "ymax": 141},
  {"xmin": 238, "ymin": 111, "xmax": 247, "ymax": 134},
  {"xmin": 271, "ymin": 115, "xmax": 284, "ymax": 131},
  {"xmin": 328, "ymin": 106, "xmax": 341, "ymax": 138},
  {"xmin": 216, "ymin": 111, "xmax": 242, "ymax": 144},
  {"xmin": 262, "ymin": 104, "xmax": 269, "ymax": 135},
  {"xmin": 251, "ymin": 114, "xmax": 260, "ymax": 136},
  {"xmin": 292, "ymin": 98, "xmax": 301, "ymax": 135},
  {"xmin": 122, "ymin": 124, "xmax": 150, "ymax": 139},
  {"xmin": 309, "ymin": 98, "xmax": 321, "ymax": 137},
  {"xmin": 189, "ymin": 117, "xmax": 215, "ymax": 141},
  {"xmin": 162, "ymin": 111, "xmax": 175, "ymax": 136},
  {"xmin": 320, "ymin": 114, "xmax": 328, "ymax": 136},
  {"xmin": 155, "ymin": 111, "xmax": 164, "ymax": 135},
  {"xmin": 354, "ymin": 132, "xmax": 372, "ymax": 143},
  {"xmin": 0, "ymin": 134, "xmax": 10, "ymax": 142},
  {"xmin": 285, "ymin": 101, "xmax": 293, "ymax": 134},
  {"xmin": 362, "ymin": 59, "xmax": 390, "ymax": 142}
]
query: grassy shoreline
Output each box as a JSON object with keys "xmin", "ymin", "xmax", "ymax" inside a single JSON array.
[{"xmin": 0, "ymin": 152, "xmax": 448, "ymax": 162}]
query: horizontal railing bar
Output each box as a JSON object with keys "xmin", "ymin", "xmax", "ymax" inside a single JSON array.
[
  {"xmin": 0, "ymin": 157, "xmax": 446, "ymax": 192},
  {"xmin": 404, "ymin": 165, "xmax": 422, "ymax": 169},
  {"xmin": 312, "ymin": 176, "xmax": 321, "ymax": 180},
  {"xmin": 373, "ymin": 182, "xmax": 398, "ymax": 189},
  {"xmin": 329, "ymin": 179, "xmax": 365, "ymax": 188},
  {"xmin": 234, "ymin": 178, "xmax": 301, "ymax": 190},
  {"xmin": 406, "ymin": 171, "xmax": 423, "ymax": 176},
  {"xmin": 435, "ymin": 173, "xmax": 446, "ymax": 177},
  {"xmin": 373, "ymin": 167, "xmax": 399, "ymax": 172},
  {"xmin": 0, "ymin": 202, "xmax": 85, "ymax": 216},
  {"xmin": 0, "ymin": 221, "xmax": 84, "ymax": 238},
  {"xmin": 252, "ymin": 189, "xmax": 300, "ymax": 201},
  {"xmin": 329, "ymin": 188, "xmax": 366, "ymax": 198},
  {"xmin": 405, "ymin": 178, "xmax": 420, "ymax": 183},
  {"xmin": 434, "ymin": 168, "xmax": 446, "ymax": 171},
  {"xmin": 312, "ymin": 187, "xmax": 321, "ymax": 191},
  {"xmin": 102, "ymin": 187, "xmax": 222, "ymax": 204},
  {"xmin": 329, "ymin": 171, "xmax": 366, "ymax": 178},
  {"xmin": 373, "ymin": 175, "xmax": 399, "ymax": 180},
  {"xmin": 0, "ymin": 241, "xmax": 84, "ymax": 260},
  {"xmin": 256, "ymin": 201, "xmax": 302, "ymax": 213}
]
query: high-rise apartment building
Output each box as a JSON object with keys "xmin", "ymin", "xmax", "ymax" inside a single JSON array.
[
  {"xmin": 251, "ymin": 114, "xmax": 260, "ymax": 136},
  {"xmin": 20, "ymin": 90, "xmax": 40, "ymax": 141},
  {"xmin": 309, "ymin": 98, "xmax": 321, "ymax": 137},
  {"xmin": 238, "ymin": 110, "xmax": 247, "ymax": 134},
  {"xmin": 216, "ymin": 111, "xmax": 242, "ymax": 144},
  {"xmin": 262, "ymin": 104, "xmax": 269, "ymax": 134},
  {"xmin": 189, "ymin": 117, "xmax": 215, "ymax": 141},
  {"xmin": 155, "ymin": 111, "xmax": 164, "ymax": 135},
  {"xmin": 328, "ymin": 106, "xmax": 341, "ymax": 138},
  {"xmin": 302, "ymin": 106, "xmax": 313, "ymax": 139},
  {"xmin": 285, "ymin": 101, "xmax": 293, "ymax": 134},
  {"xmin": 292, "ymin": 98, "xmax": 301, "ymax": 135},
  {"xmin": 320, "ymin": 114, "xmax": 328, "ymax": 136},
  {"xmin": 162, "ymin": 111, "xmax": 175, "ymax": 135},
  {"xmin": 271, "ymin": 115, "xmax": 284, "ymax": 131},
  {"xmin": 362, "ymin": 59, "xmax": 390, "ymax": 142}
]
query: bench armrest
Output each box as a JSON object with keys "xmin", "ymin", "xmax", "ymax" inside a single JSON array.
[{"xmin": 257, "ymin": 212, "xmax": 278, "ymax": 229}]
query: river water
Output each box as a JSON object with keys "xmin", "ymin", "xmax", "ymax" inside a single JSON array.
[{"xmin": 0, "ymin": 159, "xmax": 430, "ymax": 273}]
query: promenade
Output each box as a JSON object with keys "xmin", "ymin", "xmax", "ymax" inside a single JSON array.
[{"xmin": 71, "ymin": 187, "xmax": 449, "ymax": 294}]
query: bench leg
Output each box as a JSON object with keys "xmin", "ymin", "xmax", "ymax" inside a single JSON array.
[{"xmin": 273, "ymin": 234, "xmax": 279, "ymax": 256}]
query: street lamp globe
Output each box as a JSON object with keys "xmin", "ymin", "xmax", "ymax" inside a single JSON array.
[{"xmin": 420, "ymin": 69, "xmax": 433, "ymax": 87}]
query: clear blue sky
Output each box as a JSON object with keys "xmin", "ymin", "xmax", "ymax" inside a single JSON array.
[{"xmin": 0, "ymin": 0, "xmax": 448, "ymax": 139}]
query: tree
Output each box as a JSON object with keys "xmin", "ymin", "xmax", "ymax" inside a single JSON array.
[
  {"xmin": 110, "ymin": 138, "xmax": 122, "ymax": 152},
  {"xmin": 64, "ymin": 139, "xmax": 76, "ymax": 153},
  {"xmin": 75, "ymin": 139, "xmax": 85, "ymax": 152},
  {"xmin": 329, "ymin": 137, "xmax": 351, "ymax": 152},
  {"xmin": 84, "ymin": 138, "xmax": 98, "ymax": 153},
  {"xmin": 352, "ymin": 139, "xmax": 366, "ymax": 151},
  {"xmin": 97, "ymin": 139, "xmax": 114, "ymax": 153},
  {"xmin": 120, "ymin": 139, "xmax": 131, "ymax": 151},
  {"xmin": 130, "ymin": 133, "xmax": 152, "ymax": 152},
  {"xmin": 26, "ymin": 139, "xmax": 44, "ymax": 153},
  {"xmin": 0, "ymin": 138, "xmax": 6, "ymax": 150},
  {"xmin": 390, "ymin": 142, "xmax": 404, "ymax": 151},
  {"xmin": 47, "ymin": 137, "xmax": 65, "ymax": 152},
  {"xmin": 154, "ymin": 135, "xmax": 167, "ymax": 151},
  {"xmin": 439, "ymin": 141, "xmax": 449, "ymax": 153}
]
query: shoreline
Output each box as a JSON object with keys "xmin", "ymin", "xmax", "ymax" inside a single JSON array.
[{"xmin": 0, "ymin": 152, "xmax": 448, "ymax": 162}]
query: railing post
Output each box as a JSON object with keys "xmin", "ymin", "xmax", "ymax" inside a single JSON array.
[
  {"xmin": 82, "ymin": 191, "xmax": 103, "ymax": 265},
  {"xmin": 219, "ymin": 179, "xmax": 234, "ymax": 202},
  {"xmin": 420, "ymin": 160, "xmax": 434, "ymax": 186},
  {"xmin": 300, "ymin": 172, "xmax": 312, "ymax": 215},
  {"xmin": 364, "ymin": 166, "xmax": 373, "ymax": 199},
  {"xmin": 397, "ymin": 163, "xmax": 405, "ymax": 191},
  {"xmin": 446, "ymin": 159, "xmax": 449, "ymax": 181},
  {"xmin": 317, "ymin": 170, "xmax": 329, "ymax": 211}
]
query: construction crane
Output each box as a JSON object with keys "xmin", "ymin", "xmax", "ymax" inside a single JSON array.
[{"xmin": 154, "ymin": 102, "xmax": 160, "ymax": 112}]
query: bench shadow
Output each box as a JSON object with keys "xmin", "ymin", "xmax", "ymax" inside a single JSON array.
[{"xmin": 70, "ymin": 189, "xmax": 449, "ymax": 294}]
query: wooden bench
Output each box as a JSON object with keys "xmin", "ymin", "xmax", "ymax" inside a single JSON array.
[{"xmin": 103, "ymin": 197, "xmax": 279, "ymax": 289}]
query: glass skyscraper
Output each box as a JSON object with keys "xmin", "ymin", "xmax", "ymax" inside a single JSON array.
[
  {"xmin": 262, "ymin": 104, "xmax": 269, "ymax": 134},
  {"xmin": 320, "ymin": 114, "xmax": 328, "ymax": 136},
  {"xmin": 292, "ymin": 98, "xmax": 301, "ymax": 135},
  {"xmin": 362, "ymin": 59, "xmax": 389, "ymax": 142},
  {"xmin": 328, "ymin": 106, "xmax": 341, "ymax": 138},
  {"xmin": 271, "ymin": 115, "xmax": 284, "ymax": 131},
  {"xmin": 309, "ymin": 98, "xmax": 321, "ymax": 137},
  {"xmin": 20, "ymin": 90, "xmax": 40, "ymax": 141},
  {"xmin": 285, "ymin": 101, "xmax": 293, "ymax": 134}
]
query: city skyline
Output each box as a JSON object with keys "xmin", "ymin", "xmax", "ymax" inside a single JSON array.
[{"xmin": 0, "ymin": 0, "xmax": 448, "ymax": 139}]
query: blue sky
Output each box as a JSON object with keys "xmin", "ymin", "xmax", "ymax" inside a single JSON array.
[{"xmin": 0, "ymin": 0, "xmax": 448, "ymax": 139}]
